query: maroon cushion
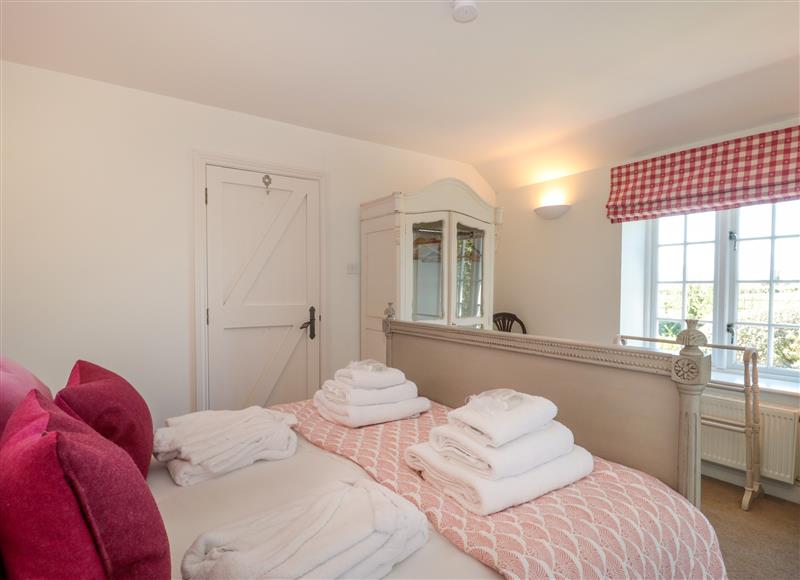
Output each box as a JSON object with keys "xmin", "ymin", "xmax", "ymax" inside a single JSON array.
[
  {"xmin": 0, "ymin": 357, "xmax": 52, "ymax": 438},
  {"xmin": 55, "ymin": 360, "xmax": 153, "ymax": 477},
  {"xmin": 0, "ymin": 391, "xmax": 170, "ymax": 580}
]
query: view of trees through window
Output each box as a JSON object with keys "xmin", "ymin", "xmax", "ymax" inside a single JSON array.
[
  {"xmin": 653, "ymin": 200, "xmax": 800, "ymax": 373},
  {"xmin": 655, "ymin": 211, "xmax": 715, "ymax": 352},
  {"xmin": 733, "ymin": 202, "xmax": 799, "ymax": 370},
  {"xmin": 455, "ymin": 224, "xmax": 484, "ymax": 319}
]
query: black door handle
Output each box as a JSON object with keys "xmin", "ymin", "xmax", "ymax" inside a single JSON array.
[{"xmin": 299, "ymin": 306, "xmax": 316, "ymax": 340}]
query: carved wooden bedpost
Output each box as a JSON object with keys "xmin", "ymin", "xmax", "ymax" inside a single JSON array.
[
  {"xmin": 673, "ymin": 320, "xmax": 711, "ymax": 508},
  {"xmin": 383, "ymin": 302, "xmax": 396, "ymax": 367}
]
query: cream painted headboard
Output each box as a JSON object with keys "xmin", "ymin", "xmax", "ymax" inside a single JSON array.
[{"xmin": 384, "ymin": 319, "xmax": 711, "ymax": 507}]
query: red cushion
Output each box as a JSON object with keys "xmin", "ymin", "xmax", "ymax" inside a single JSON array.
[
  {"xmin": 55, "ymin": 360, "xmax": 153, "ymax": 477},
  {"xmin": 0, "ymin": 357, "xmax": 52, "ymax": 438},
  {"xmin": 0, "ymin": 391, "xmax": 170, "ymax": 580}
]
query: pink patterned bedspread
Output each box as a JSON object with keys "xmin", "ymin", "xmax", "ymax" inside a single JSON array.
[{"xmin": 273, "ymin": 400, "xmax": 726, "ymax": 580}]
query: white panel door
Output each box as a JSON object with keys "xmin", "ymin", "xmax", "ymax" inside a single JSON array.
[{"xmin": 206, "ymin": 165, "xmax": 320, "ymax": 410}]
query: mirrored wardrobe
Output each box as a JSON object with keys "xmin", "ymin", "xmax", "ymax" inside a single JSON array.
[{"xmin": 360, "ymin": 178, "xmax": 501, "ymax": 361}]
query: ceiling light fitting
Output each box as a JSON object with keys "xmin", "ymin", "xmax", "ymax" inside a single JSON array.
[{"xmin": 452, "ymin": 1, "xmax": 479, "ymax": 24}]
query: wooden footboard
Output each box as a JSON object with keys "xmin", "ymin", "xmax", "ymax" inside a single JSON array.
[{"xmin": 384, "ymin": 318, "xmax": 712, "ymax": 507}]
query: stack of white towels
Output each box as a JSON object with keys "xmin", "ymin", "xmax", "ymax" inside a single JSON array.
[
  {"xmin": 154, "ymin": 406, "xmax": 298, "ymax": 487},
  {"xmin": 314, "ymin": 360, "xmax": 431, "ymax": 428},
  {"xmin": 182, "ymin": 479, "xmax": 428, "ymax": 580},
  {"xmin": 405, "ymin": 388, "xmax": 593, "ymax": 516}
]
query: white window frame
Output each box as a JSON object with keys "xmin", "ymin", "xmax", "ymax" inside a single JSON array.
[{"xmin": 644, "ymin": 204, "xmax": 800, "ymax": 380}]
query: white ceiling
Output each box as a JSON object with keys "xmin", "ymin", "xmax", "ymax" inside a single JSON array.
[{"xmin": 3, "ymin": 1, "xmax": 799, "ymax": 190}]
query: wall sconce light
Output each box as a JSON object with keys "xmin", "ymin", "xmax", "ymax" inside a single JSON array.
[
  {"xmin": 534, "ymin": 186, "xmax": 571, "ymax": 219},
  {"xmin": 534, "ymin": 204, "xmax": 571, "ymax": 219}
]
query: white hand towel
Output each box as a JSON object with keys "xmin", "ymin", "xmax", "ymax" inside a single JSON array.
[
  {"xmin": 154, "ymin": 407, "xmax": 296, "ymax": 455},
  {"xmin": 166, "ymin": 434, "xmax": 298, "ymax": 487},
  {"xmin": 154, "ymin": 406, "xmax": 298, "ymax": 486},
  {"xmin": 429, "ymin": 420, "xmax": 574, "ymax": 480},
  {"xmin": 314, "ymin": 391, "xmax": 431, "ymax": 428},
  {"xmin": 164, "ymin": 405, "xmax": 270, "ymax": 427},
  {"xmin": 181, "ymin": 479, "xmax": 429, "ymax": 580},
  {"xmin": 448, "ymin": 388, "xmax": 558, "ymax": 447},
  {"xmin": 404, "ymin": 442, "xmax": 593, "ymax": 516},
  {"xmin": 322, "ymin": 379, "xmax": 418, "ymax": 406},
  {"xmin": 334, "ymin": 360, "xmax": 406, "ymax": 389}
]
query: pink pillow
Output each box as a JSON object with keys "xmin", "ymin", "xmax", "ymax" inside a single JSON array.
[
  {"xmin": 0, "ymin": 391, "xmax": 170, "ymax": 579},
  {"xmin": 0, "ymin": 357, "xmax": 52, "ymax": 438},
  {"xmin": 55, "ymin": 360, "xmax": 153, "ymax": 477}
]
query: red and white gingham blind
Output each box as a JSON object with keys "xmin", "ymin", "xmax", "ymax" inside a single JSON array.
[{"xmin": 606, "ymin": 125, "xmax": 800, "ymax": 223}]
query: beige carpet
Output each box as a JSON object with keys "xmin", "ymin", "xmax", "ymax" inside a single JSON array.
[{"xmin": 701, "ymin": 476, "xmax": 800, "ymax": 580}]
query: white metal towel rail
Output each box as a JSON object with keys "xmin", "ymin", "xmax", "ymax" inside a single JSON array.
[{"xmin": 616, "ymin": 325, "xmax": 763, "ymax": 511}]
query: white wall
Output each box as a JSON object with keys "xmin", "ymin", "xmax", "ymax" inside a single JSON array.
[
  {"xmin": 494, "ymin": 167, "xmax": 621, "ymax": 343},
  {"xmin": 493, "ymin": 119, "xmax": 798, "ymax": 345},
  {"xmin": 1, "ymin": 61, "xmax": 494, "ymax": 426}
]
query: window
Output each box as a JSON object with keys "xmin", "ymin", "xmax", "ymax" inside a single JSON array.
[
  {"xmin": 412, "ymin": 220, "xmax": 444, "ymax": 321},
  {"xmin": 646, "ymin": 200, "xmax": 800, "ymax": 377},
  {"xmin": 653, "ymin": 212, "xmax": 716, "ymax": 344},
  {"xmin": 730, "ymin": 203, "xmax": 800, "ymax": 372},
  {"xmin": 454, "ymin": 223, "xmax": 485, "ymax": 319}
]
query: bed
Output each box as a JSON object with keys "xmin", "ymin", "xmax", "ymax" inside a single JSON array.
[
  {"xmin": 148, "ymin": 438, "xmax": 498, "ymax": 579},
  {"xmin": 150, "ymin": 318, "xmax": 724, "ymax": 579}
]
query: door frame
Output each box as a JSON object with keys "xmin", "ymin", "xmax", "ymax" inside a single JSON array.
[{"xmin": 193, "ymin": 151, "xmax": 327, "ymax": 411}]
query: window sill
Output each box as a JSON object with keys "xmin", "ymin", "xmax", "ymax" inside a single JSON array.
[{"xmin": 710, "ymin": 369, "xmax": 800, "ymax": 397}]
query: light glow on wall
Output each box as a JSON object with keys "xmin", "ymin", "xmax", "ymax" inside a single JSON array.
[
  {"xmin": 530, "ymin": 167, "xmax": 573, "ymax": 183},
  {"xmin": 528, "ymin": 181, "xmax": 572, "ymax": 219},
  {"xmin": 538, "ymin": 185, "xmax": 568, "ymax": 208}
]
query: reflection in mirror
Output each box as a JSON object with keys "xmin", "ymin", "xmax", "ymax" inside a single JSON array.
[
  {"xmin": 455, "ymin": 223, "xmax": 485, "ymax": 319},
  {"xmin": 412, "ymin": 221, "xmax": 444, "ymax": 321}
]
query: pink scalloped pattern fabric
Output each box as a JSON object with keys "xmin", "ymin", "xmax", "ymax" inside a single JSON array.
[{"xmin": 273, "ymin": 399, "xmax": 726, "ymax": 580}]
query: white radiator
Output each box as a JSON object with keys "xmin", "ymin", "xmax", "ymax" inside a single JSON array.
[{"xmin": 702, "ymin": 394, "xmax": 799, "ymax": 484}]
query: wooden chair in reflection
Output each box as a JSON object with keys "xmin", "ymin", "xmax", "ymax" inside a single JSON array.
[{"xmin": 492, "ymin": 312, "xmax": 527, "ymax": 334}]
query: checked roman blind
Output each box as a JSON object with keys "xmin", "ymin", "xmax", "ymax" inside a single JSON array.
[{"xmin": 606, "ymin": 125, "xmax": 800, "ymax": 223}]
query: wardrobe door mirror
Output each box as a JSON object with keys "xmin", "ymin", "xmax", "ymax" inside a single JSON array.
[
  {"xmin": 412, "ymin": 220, "xmax": 445, "ymax": 321},
  {"xmin": 454, "ymin": 222, "xmax": 485, "ymax": 321}
]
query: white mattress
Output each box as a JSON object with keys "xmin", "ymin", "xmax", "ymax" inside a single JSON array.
[{"xmin": 148, "ymin": 435, "xmax": 499, "ymax": 579}]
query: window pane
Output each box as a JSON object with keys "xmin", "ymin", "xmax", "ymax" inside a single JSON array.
[
  {"xmin": 686, "ymin": 243, "xmax": 714, "ymax": 281},
  {"xmin": 773, "ymin": 327, "xmax": 800, "ymax": 369},
  {"xmin": 773, "ymin": 283, "xmax": 800, "ymax": 325},
  {"xmin": 686, "ymin": 283, "xmax": 713, "ymax": 320},
  {"xmin": 774, "ymin": 237, "xmax": 800, "ymax": 281},
  {"xmin": 775, "ymin": 200, "xmax": 800, "ymax": 236},
  {"xmin": 654, "ymin": 320, "xmax": 682, "ymax": 353},
  {"xmin": 734, "ymin": 325, "xmax": 768, "ymax": 366},
  {"xmin": 686, "ymin": 211, "xmax": 715, "ymax": 242},
  {"xmin": 697, "ymin": 322, "xmax": 713, "ymax": 343},
  {"xmin": 412, "ymin": 220, "xmax": 444, "ymax": 321},
  {"xmin": 737, "ymin": 239, "xmax": 771, "ymax": 281},
  {"xmin": 738, "ymin": 203, "xmax": 772, "ymax": 239},
  {"xmin": 657, "ymin": 283, "xmax": 683, "ymax": 318},
  {"xmin": 737, "ymin": 283, "xmax": 770, "ymax": 323},
  {"xmin": 658, "ymin": 245, "xmax": 684, "ymax": 281},
  {"xmin": 658, "ymin": 319, "xmax": 683, "ymax": 339},
  {"xmin": 454, "ymin": 223, "xmax": 484, "ymax": 319},
  {"xmin": 658, "ymin": 215, "xmax": 684, "ymax": 245}
]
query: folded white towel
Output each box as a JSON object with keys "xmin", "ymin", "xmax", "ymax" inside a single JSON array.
[
  {"xmin": 334, "ymin": 360, "xmax": 406, "ymax": 389},
  {"xmin": 181, "ymin": 479, "xmax": 429, "ymax": 580},
  {"xmin": 448, "ymin": 389, "xmax": 558, "ymax": 447},
  {"xmin": 154, "ymin": 406, "xmax": 298, "ymax": 486},
  {"xmin": 405, "ymin": 442, "xmax": 593, "ymax": 516},
  {"xmin": 166, "ymin": 435, "xmax": 299, "ymax": 487},
  {"xmin": 314, "ymin": 391, "xmax": 431, "ymax": 428},
  {"xmin": 429, "ymin": 420, "xmax": 574, "ymax": 480},
  {"xmin": 163, "ymin": 406, "xmax": 270, "ymax": 428},
  {"xmin": 322, "ymin": 379, "xmax": 418, "ymax": 406}
]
